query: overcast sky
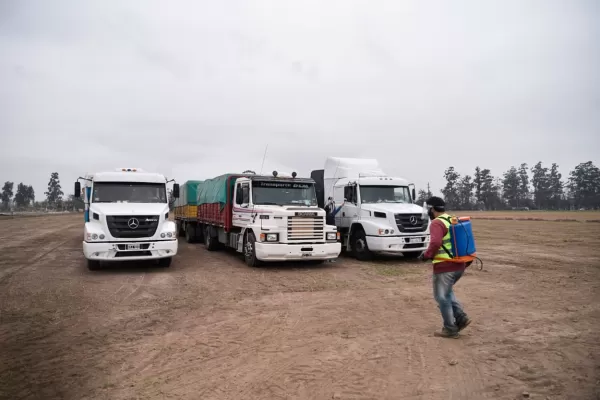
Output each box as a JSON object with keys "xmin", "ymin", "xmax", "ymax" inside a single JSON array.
[{"xmin": 1, "ymin": 0, "xmax": 598, "ymax": 200}]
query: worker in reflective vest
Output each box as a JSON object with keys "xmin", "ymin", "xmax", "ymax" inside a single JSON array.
[{"xmin": 419, "ymin": 196, "xmax": 472, "ymax": 338}]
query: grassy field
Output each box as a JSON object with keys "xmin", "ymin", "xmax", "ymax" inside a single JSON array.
[{"xmin": 464, "ymin": 210, "xmax": 600, "ymax": 222}]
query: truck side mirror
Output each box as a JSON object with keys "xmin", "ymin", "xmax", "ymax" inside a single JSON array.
[
  {"xmin": 412, "ymin": 188, "xmax": 416, "ymax": 203},
  {"xmin": 74, "ymin": 182, "xmax": 81, "ymax": 198},
  {"xmin": 172, "ymin": 183, "xmax": 180, "ymax": 199}
]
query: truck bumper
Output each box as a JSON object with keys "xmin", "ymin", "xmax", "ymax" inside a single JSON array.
[
  {"xmin": 255, "ymin": 242, "xmax": 341, "ymax": 261},
  {"xmin": 83, "ymin": 240, "xmax": 178, "ymax": 261},
  {"xmin": 366, "ymin": 235, "xmax": 430, "ymax": 253}
]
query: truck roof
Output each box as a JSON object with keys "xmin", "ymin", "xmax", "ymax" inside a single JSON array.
[
  {"xmin": 323, "ymin": 157, "xmax": 410, "ymax": 184},
  {"xmin": 242, "ymin": 175, "xmax": 315, "ymax": 184},
  {"xmin": 90, "ymin": 171, "xmax": 167, "ymax": 184}
]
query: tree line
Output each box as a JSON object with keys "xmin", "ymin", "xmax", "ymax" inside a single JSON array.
[
  {"xmin": 0, "ymin": 172, "xmax": 77, "ymax": 212},
  {"xmin": 416, "ymin": 161, "xmax": 600, "ymax": 210}
]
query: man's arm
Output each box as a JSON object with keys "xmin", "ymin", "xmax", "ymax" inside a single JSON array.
[
  {"xmin": 422, "ymin": 219, "xmax": 446, "ymax": 260},
  {"xmin": 332, "ymin": 202, "xmax": 345, "ymax": 217}
]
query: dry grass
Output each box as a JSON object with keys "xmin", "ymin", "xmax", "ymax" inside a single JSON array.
[{"xmin": 464, "ymin": 210, "xmax": 600, "ymax": 222}]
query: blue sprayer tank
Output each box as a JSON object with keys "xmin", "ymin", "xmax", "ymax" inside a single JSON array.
[{"xmin": 449, "ymin": 217, "xmax": 477, "ymax": 257}]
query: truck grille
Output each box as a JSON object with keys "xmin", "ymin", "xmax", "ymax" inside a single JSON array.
[
  {"xmin": 106, "ymin": 215, "xmax": 160, "ymax": 238},
  {"xmin": 287, "ymin": 216, "xmax": 324, "ymax": 241},
  {"xmin": 395, "ymin": 214, "xmax": 428, "ymax": 233}
]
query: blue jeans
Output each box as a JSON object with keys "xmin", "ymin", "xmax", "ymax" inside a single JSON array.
[{"xmin": 433, "ymin": 270, "xmax": 467, "ymax": 333}]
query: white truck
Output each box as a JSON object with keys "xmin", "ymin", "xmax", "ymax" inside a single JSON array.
[
  {"xmin": 311, "ymin": 157, "xmax": 430, "ymax": 260},
  {"xmin": 74, "ymin": 168, "xmax": 180, "ymax": 270},
  {"xmin": 195, "ymin": 171, "xmax": 341, "ymax": 267}
]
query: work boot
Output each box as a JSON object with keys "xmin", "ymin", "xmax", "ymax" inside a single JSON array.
[
  {"xmin": 434, "ymin": 328, "xmax": 459, "ymax": 339},
  {"xmin": 456, "ymin": 317, "xmax": 472, "ymax": 332}
]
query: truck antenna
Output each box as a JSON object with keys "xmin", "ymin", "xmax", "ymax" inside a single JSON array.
[{"xmin": 259, "ymin": 144, "xmax": 269, "ymax": 175}]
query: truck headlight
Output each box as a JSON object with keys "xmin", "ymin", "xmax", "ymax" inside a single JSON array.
[
  {"xmin": 260, "ymin": 233, "xmax": 278, "ymax": 242},
  {"xmin": 326, "ymin": 232, "xmax": 337, "ymax": 241},
  {"xmin": 378, "ymin": 229, "xmax": 395, "ymax": 235}
]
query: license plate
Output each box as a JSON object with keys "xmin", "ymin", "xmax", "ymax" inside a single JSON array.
[
  {"xmin": 127, "ymin": 243, "xmax": 141, "ymax": 250},
  {"xmin": 302, "ymin": 253, "xmax": 313, "ymax": 257}
]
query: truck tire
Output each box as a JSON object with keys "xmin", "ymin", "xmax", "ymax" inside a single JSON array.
[
  {"xmin": 185, "ymin": 224, "xmax": 196, "ymax": 243},
  {"xmin": 177, "ymin": 221, "xmax": 185, "ymax": 237},
  {"xmin": 204, "ymin": 225, "xmax": 219, "ymax": 251},
  {"xmin": 244, "ymin": 232, "xmax": 262, "ymax": 267},
  {"xmin": 87, "ymin": 259, "xmax": 101, "ymax": 271},
  {"xmin": 157, "ymin": 257, "xmax": 172, "ymax": 268},
  {"xmin": 351, "ymin": 229, "xmax": 373, "ymax": 261}
]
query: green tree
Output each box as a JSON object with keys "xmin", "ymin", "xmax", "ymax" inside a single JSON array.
[
  {"xmin": 416, "ymin": 183, "xmax": 433, "ymax": 205},
  {"xmin": 548, "ymin": 163, "xmax": 563, "ymax": 209},
  {"xmin": 474, "ymin": 167, "xmax": 483, "ymax": 204},
  {"xmin": 517, "ymin": 163, "xmax": 530, "ymax": 207},
  {"xmin": 14, "ymin": 183, "xmax": 33, "ymax": 208},
  {"xmin": 26, "ymin": 185, "xmax": 35, "ymax": 205},
  {"xmin": 45, "ymin": 172, "xmax": 64, "ymax": 209},
  {"xmin": 456, "ymin": 175, "xmax": 475, "ymax": 209},
  {"xmin": 502, "ymin": 166, "xmax": 520, "ymax": 207},
  {"xmin": 531, "ymin": 162, "xmax": 550, "ymax": 209},
  {"xmin": 1, "ymin": 181, "xmax": 14, "ymax": 211},
  {"xmin": 568, "ymin": 161, "xmax": 600, "ymax": 209},
  {"xmin": 479, "ymin": 169, "xmax": 496, "ymax": 209},
  {"xmin": 441, "ymin": 167, "xmax": 461, "ymax": 209}
]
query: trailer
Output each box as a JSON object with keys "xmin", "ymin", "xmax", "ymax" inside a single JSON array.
[
  {"xmin": 195, "ymin": 171, "xmax": 341, "ymax": 267},
  {"xmin": 173, "ymin": 180, "xmax": 203, "ymax": 243}
]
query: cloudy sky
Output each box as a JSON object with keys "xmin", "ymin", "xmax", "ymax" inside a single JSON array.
[{"xmin": 1, "ymin": 0, "xmax": 598, "ymax": 200}]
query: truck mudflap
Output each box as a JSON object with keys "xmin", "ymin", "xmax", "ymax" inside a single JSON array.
[
  {"xmin": 365, "ymin": 235, "xmax": 430, "ymax": 253},
  {"xmin": 254, "ymin": 242, "xmax": 341, "ymax": 261},
  {"xmin": 83, "ymin": 240, "xmax": 178, "ymax": 261}
]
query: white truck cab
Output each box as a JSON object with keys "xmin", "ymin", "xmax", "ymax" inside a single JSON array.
[
  {"xmin": 311, "ymin": 157, "xmax": 430, "ymax": 260},
  {"xmin": 198, "ymin": 172, "xmax": 342, "ymax": 266},
  {"xmin": 75, "ymin": 168, "xmax": 180, "ymax": 270}
]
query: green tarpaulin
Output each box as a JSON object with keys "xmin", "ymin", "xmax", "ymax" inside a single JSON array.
[
  {"xmin": 175, "ymin": 180, "xmax": 203, "ymax": 207},
  {"xmin": 197, "ymin": 174, "xmax": 237, "ymax": 208}
]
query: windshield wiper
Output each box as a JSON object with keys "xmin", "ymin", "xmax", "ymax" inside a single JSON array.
[{"xmin": 256, "ymin": 202, "xmax": 281, "ymax": 206}]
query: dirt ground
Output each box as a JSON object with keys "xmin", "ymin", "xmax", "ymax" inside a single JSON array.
[{"xmin": 1, "ymin": 214, "xmax": 599, "ymax": 400}]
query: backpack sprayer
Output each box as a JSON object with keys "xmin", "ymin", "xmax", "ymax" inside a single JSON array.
[
  {"xmin": 421, "ymin": 203, "xmax": 484, "ymax": 270},
  {"xmin": 440, "ymin": 215, "xmax": 483, "ymax": 270}
]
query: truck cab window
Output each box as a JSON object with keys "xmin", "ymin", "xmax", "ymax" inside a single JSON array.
[
  {"xmin": 236, "ymin": 185, "xmax": 243, "ymax": 205},
  {"xmin": 92, "ymin": 182, "xmax": 167, "ymax": 203},
  {"xmin": 344, "ymin": 185, "xmax": 356, "ymax": 204},
  {"xmin": 242, "ymin": 183, "xmax": 250, "ymax": 204}
]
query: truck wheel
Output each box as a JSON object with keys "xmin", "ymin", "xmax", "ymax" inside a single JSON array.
[
  {"xmin": 185, "ymin": 224, "xmax": 196, "ymax": 243},
  {"xmin": 177, "ymin": 221, "xmax": 184, "ymax": 237},
  {"xmin": 351, "ymin": 230, "xmax": 373, "ymax": 261},
  {"xmin": 204, "ymin": 225, "xmax": 218, "ymax": 251},
  {"xmin": 244, "ymin": 232, "xmax": 262, "ymax": 267},
  {"xmin": 157, "ymin": 257, "xmax": 172, "ymax": 268},
  {"xmin": 87, "ymin": 259, "xmax": 101, "ymax": 271}
]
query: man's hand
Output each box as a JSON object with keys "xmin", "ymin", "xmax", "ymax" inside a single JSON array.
[{"xmin": 417, "ymin": 251, "xmax": 427, "ymax": 262}]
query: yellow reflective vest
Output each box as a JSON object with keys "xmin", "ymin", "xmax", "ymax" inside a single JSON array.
[{"xmin": 432, "ymin": 213, "xmax": 453, "ymax": 264}]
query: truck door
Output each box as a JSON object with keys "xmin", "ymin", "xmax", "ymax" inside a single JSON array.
[
  {"xmin": 232, "ymin": 181, "xmax": 251, "ymax": 227},
  {"xmin": 340, "ymin": 184, "xmax": 359, "ymax": 227}
]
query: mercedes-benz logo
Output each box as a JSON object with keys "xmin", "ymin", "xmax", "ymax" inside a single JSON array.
[
  {"xmin": 128, "ymin": 218, "xmax": 140, "ymax": 229},
  {"xmin": 409, "ymin": 216, "xmax": 418, "ymax": 226}
]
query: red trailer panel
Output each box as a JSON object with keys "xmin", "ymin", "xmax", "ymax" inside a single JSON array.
[{"xmin": 196, "ymin": 174, "xmax": 245, "ymax": 232}]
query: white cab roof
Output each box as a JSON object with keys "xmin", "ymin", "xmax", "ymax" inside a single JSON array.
[
  {"xmin": 90, "ymin": 171, "xmax": 166, "ymax": 184},
  {"xmin": 324, "ymin": 157, "xmax": 384, "ymax": 179}
]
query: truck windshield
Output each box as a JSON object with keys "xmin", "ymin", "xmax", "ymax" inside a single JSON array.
[
  {"xmin": 252, "ymin": 181, "xmax": 318, "ymax": 206},
  {"xmin": 92, "ymin": 182, "xmax": 167, "ymax": 203},
  {"xmin": 360, "ymin": 185, "xmax": 412, "ymax": 204}
]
